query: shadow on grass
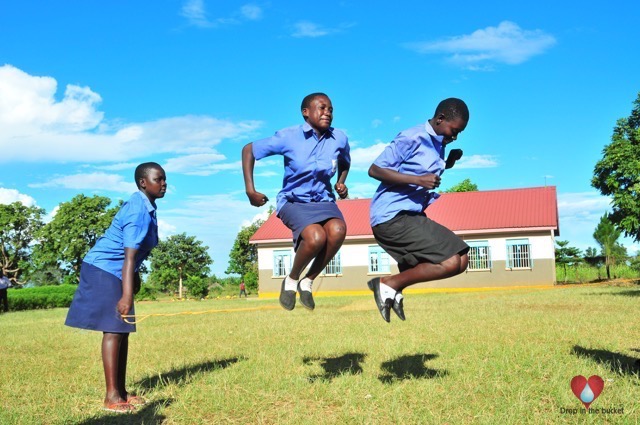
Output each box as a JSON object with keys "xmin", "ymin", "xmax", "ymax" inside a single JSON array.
[
  {"xmin": 134, "ymin": 357, "xmax": 244, "ymax": 391},
  {"xmin": 571, "ymin": 346, "xmax": 640, "ymax": 376},
  {"xmin": 77, "ymin": 398, "xmax": 173, "ymax": 425},
  {"xmin": 303, "ymin": 352, "xmax": 366, "ymax": 382},
  {"xmin": 610, "ymin": 289, "xmax": 640, "ymax": 297},
  {"xmin": 378, "ymin": 353, "xmax": 448, "ymax": 384}
]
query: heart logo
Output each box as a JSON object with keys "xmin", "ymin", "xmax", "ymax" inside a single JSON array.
[{"xmin": 570, "ymin": 375, "xmax": 604, "ymax": 409}]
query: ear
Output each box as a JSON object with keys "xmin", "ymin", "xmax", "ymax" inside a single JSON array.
[
  {"xmin": 435, "ymin": 112, "xmax": 447, "ymax": 124},
  {"xmin": 138, "ymin": 178, "xmax": 146, "ymax": 189},
  {"xmin": 302, "ymin": 108, "xmax": 309, "ymax": 120}
]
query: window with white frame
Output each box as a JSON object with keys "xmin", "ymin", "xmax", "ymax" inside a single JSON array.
[
  {"xmin": 273, "ymin": 249, "xmax": 292, "ymax": 277},
  {"xmin": 506, "ymin": 238, "xmax": 532, "ymax": 269},
  {"xmin": 467, "ymin": 240, "xmax": 492, "ymax": 271},
  {"xmin": 369, "ymin": 245, "xmax": 390, "ymax": 273},
  {"xmin": 321, "ymin": 250, "xmax": 342, "ymax": 275}
]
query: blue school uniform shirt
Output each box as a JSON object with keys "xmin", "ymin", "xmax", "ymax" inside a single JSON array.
[
  {"xmin": 252, "ymin": 122, "xmax": 351, "ymax": 213},
  {"xmin": 83, "ymin": 191, "xmax": 159, "ymax": 279},
  {"xmin": 369, "ymin": 121, "xmax": 446, "ymax": 227}
]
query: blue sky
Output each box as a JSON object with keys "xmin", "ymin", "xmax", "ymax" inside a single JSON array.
[{"xmin": 1, "ymin": 0, "xmax": 639, "ymax": 275}]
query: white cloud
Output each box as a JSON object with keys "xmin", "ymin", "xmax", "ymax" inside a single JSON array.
[
  {"xmin": 455, "ymin": 154, "xmax": 499, "ymax": 169},
  {"xmin": 94, "ymin": 162, "xmax": 139, "ymax": 171},
  {"xmin": 164, "ymin": 155, "xmax": 242, "ymax": 176},
  {"xmin": 0, "ymin": 65, "xmax": 263, "ymax": 164},
  {"xmin": 557, "ymin": 191, "xmax": 612, "ymax": 250},
  {"xmin": 371, "ymin": 119, "xmax": 383, "ymax": 128},
  {"xmin": 404, "ymin": 21, "xmax": 556, "ymax": 69},
  {"xmin": 292, "ymin": 21, "xmax": 329, "ymax": 38},
  {"xmin": 349, "ymin": 142, "xmax": 387, "ymax": 171},
  {"xmin": 28, "ymin": 172, "xmax": 138, "ymax": 193},
  {"xmin": 180, "ymin": 0, "xmax": 212, "ymax": 27},
  {"xmin": 291, "ymin": 21, "xmax": 354, "ymax": 38},
  {"xmin": 158, "ymin": 219, "xmax": 177, "ymax": 240},
  {"xmin": 240, "ymin": 4, "xmax": 262, "ymax": 20},
  {"xmin": 0, "ymin": 187, "xmax": 37, "ymax": 206}
]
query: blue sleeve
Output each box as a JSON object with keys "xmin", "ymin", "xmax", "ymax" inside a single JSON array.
[
  {"xmin": 120, "ymin": 201, "xmax": 151, "ymax": 250},
  {"xmin": 373, "ymin": 133, "xmax": 413, "ymax": 170},
  {"xmin": 340, "ymin": 137, "xmax": 351, "ymax": 168},
  {"xmin": 252, "ymin": 130, "xmax": 287, "ymax": 161}
]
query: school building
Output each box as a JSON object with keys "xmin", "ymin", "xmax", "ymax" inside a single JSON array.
[{"xmin": 250, "ymin": 186, "xmax": 560, "ymax": 297}]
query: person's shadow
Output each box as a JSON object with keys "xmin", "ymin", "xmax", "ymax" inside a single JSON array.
[
  {"xmin": 571, "ymin": 345, "xmax": 639, "ymax": 376},
  {"xmin": 378, "ymin": 353, "xmax": 448, "ymax": 384},
  {"xmin": 303, "ymin": 352, "xmax": 367, "ymax": 382},
  {"xmin": 76, "ymin": 357, "xmax": 245, "ymax": 424},
  {"xmin": 135, "ymin": 357, "xmax": 244, "ymax": 390}
]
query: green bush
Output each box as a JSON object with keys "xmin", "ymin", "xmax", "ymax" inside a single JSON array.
[
  {"xmin": 6, "ymin": 285, "xmax": 77, "ymax": 311},
  {"xmin": 136, "ymin": 284, "xmax": 159, "ymax": 301},
  {"xmin": 185, "ymin": 275, "xmax": 209, "ymax": 299}
]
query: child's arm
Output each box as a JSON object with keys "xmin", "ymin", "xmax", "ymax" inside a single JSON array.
[
  {"xmin": 242, "ymin": 143, "xmax": 269, "ymax": 207},
  {"xmin": 368, "ymin": 164, "xmax": 441, "ymax": 190},
  {"xmin": 117, "ymin": 247, "xmax": 137, "ymax": 316},
  {"xmin": 334, "ymin": 161, "xmax": 350, "ymax": 199},
  {"xmin": 445, "ymin": 149, "xmax": 463, "ymax": 169}
]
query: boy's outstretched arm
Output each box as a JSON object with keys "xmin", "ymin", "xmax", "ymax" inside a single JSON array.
[
  {"xmin": 369, "ymin": 164, "xmax": 441, "ymax": 190},
  {"xmin": 242, "ymin": 143, "xmax": 269, "ymax": 207},
  {"xmin": 445, "ymin": 149, "xmax": 463, "ymax": 169}
]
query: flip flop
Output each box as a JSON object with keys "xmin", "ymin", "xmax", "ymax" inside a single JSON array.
[
  {"xmin": 103, "ymin": 402, "xmax": 135, "ymax": 413},
  {"xmin": 126, "ymin": 395, "xmax": 147, "ymax": 406}
]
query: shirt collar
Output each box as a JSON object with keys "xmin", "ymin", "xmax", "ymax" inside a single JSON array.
[
  {"xmin": 424, "ymin": 120, "xmax": 444, "ymax": 143},
  {"xmin": 137, "ymin": 190, "xmax": 157, "ymax": 212},
  {"xmin": 302, "ymin": 122, "xmax": 335, "ymax": 140}
]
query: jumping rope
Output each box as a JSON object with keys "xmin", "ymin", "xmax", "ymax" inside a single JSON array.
[{"xmin": 122, "ymin": 304, "xmax": 281, "ymax": 324}]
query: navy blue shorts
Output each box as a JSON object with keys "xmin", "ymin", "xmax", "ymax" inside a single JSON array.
[
  {"xmin": 277, "ymin": 201, "xmax": 345, "ymax": 251},
  {"xmin": 373, "ymin": 212, "xmax": 469, "ymax": 271},
  {"xmin": 65, "ymin": 262, "xmax": 136, "ymax": 333}
]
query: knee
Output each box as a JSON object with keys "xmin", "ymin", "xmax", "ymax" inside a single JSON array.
[
  {"xmin": 443, "ymin": 254, "xmax": 466, "ymax": 276},
  {"xmin": 326, "ymin": 219, "xmax": 347, "ymax": 241},
  {"xmin": 302, "ymin": 227, "xmax": 327, "ymax": 250}
]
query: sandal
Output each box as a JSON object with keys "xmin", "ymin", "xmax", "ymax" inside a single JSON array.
[
  {"xmin": 126, "ymin": 395, "xmax": 147, "ymax": 406},
  {"xmin": 103, "ymin": 402, "xmax": 136, "ymax": 413}
]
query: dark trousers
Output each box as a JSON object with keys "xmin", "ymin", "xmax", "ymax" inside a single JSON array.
[
  {"xmin": 0, "ymin": 288, "xmax": 8, "ymax": 312},
  {"xmin": 239, "ymin": 289, "xmax": 247, "ymax": 298}
]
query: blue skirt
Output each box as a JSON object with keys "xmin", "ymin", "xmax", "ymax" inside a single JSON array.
[
  {"xmin": 65, "ymin": 262, "xmax": 136, "ymax": 333},
  {"xmin": 277, "ymin": 201, "xmax": 345, "ymax": 251}
]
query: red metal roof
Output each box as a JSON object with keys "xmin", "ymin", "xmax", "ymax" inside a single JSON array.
[{"xmin": 250, "ymin": 186, "xmax": 559, "ymax": 242}]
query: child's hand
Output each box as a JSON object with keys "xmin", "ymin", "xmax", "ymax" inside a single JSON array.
[
  {"xmin": 247, "ymin": 190, "xmax": 269, "ymax": 207},
  {"xmin": 335, "ymin": 183, "xmax": 348, "ymax": 199},
  {"xmin": 117, "ymin": 296, "xmax": 133, "ymax": 316},
  {"xmin": 415, "ymin": 173, "xmax": 441, "ymax": 190},
  {"xmin": 445, "ymin": 149, "xmax": 463, "ymax": 169}
]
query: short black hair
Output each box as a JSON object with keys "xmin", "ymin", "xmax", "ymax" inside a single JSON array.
[
  {"xmin": 434, "ymin": 98, "xmax": 469, "ymax": 122},
  {"xmin": 301, "ymin": 92, "xmax": 329, "ymax": 111},
  {"xmin": 134, "ymin": 162, "xmax": 163, "ymax": 189}
]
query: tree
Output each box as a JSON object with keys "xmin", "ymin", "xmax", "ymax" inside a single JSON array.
[
  {"xmin": 592, "ymin": 92, "xmax": 640, "ymax": 242},
  {"xmin": 34, "ymin": 194, "xmax": 120, "ymax": 282},
  {"xmin": 443, "ymin": 178, "xmax": 478, "ymax": 193},
  {"xmin": 226, "ymin": 210, "xmax": 271, "ymax": 291},
  {"xmin": 0, "ymin": 202, "xmax": 45, "ymax": 284},
  {"xmin": 555, "ymin": 240, "xmax": 582, "ymax": 283},
  {"xmin": 593, "ymin": 214, "xmax": 626, "ymax": 280},
  {"xmin": 148, "ymin": 233, "xmax": 212, "ymax": 298}
]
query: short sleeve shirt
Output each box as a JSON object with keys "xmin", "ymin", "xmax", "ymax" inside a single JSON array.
[
  {"xmin": 369, "ymin": 121, "xmax": 446, "ymax": 227},
  {"xmin": 252, "ymin": 122, "xmax": 351, "ymax": 212},
  {"xmin": 83, "ymin": 191, "xmax": 159, "ymax": 279}
]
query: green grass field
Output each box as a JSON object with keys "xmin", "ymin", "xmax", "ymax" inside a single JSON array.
[{"xmin": 1, "ymin": 282, "xmax": 639, "ymax": 424}]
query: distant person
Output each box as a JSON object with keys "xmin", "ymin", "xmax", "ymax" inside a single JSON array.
[
  {"xmin": 0, "ymin": 273, "xmax": 11, "ymax": 313},
  {"xmin": 65, "ymin": 162, "xmax": 167, "ymax": 413},
  {"xmin": 242, "ymin": 92, "xmax": 350, "ymax": 311},
  {"xmin": 239, "ymin": 281, "xmax": 247, "ymax": 298},
  {"xmin": 367, "ymin": 98, "xmax": 470, "ymax": 322}
]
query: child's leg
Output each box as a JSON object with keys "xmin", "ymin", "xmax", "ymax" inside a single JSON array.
[
  {"xmin": 288, "ymin": 224, "xmax": 327, "ymax": 280},
  {"xmin": 102, "ymin": 332, "xmax": 128, "ymax": 406},
  {"xmin": 304, "ymin": 218, "xmax": 346, "ymax": 280},
  {"xmin": 383, "ymin": 252, "xmax": 469, "ymax": 292},
  {"xmin": 116, "ymin": 334, "xmax": 129, "ymax": 399}
]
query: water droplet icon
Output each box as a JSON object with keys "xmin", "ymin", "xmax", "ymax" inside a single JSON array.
[{"xmin": 580, "ymin": 384, "xmax": 595, "ymax": 403}]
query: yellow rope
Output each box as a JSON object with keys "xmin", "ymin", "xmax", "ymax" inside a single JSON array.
[{"xmin": 122, "ymin": 305, "xmax": 280, "ymax": 324}]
